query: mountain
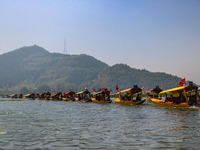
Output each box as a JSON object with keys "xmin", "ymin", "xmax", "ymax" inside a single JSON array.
[{"xmin": 0, "ymin": 45, "xmax": 183, "ymax": 94}]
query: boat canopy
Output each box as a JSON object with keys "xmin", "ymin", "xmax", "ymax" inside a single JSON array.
[
  {"xmin": 66, "ymin": 91, "xmax": 75, "ymax": 95},
  {"xmin": 76, "ymin": 91, "xmax": 90, "ymax": 95},
  {"xmin": 50, "ymin": 93, "xmax": 58, "ymax": 97},
  {"xmin": 24, "ymin": 94, "xmax": 31, "ymax": 97},
  {"xmin": 92, "ymin": 91, "xmax": 104, "ymax": 95},
  {"xmin": 159, "ymin": 85, "xmax": 198, "ymax": 94},
  {"xmin": 116, "ymin": 87, "xmax": 142, "ymax": 95},
  {"xmin": 148, "ymin": 88, "xmax": 162, "ymax": 94}
]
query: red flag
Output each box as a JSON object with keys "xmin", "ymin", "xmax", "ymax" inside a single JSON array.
[
  {"xmin": 141, "ymin": 86, "xmax": 145, "ymax": 90},
  {"xmin": 85, "ymin": 86, "xmax": 87, "ymax": 90},
  {"xmin": 62, "ymin": 92, "xmax": 65, "ymax": 97},
  {"xmin": 116, "ymin": 85, "xmax": 119, "ymax": 92},
  {"xmin": 93, "ymin": 89, "xmax": 96, "ymax": 93},
  {"xmin": 179, "ymin": 78, "xmax": 185, "ymax": 87},
  {"xmin": 109, "ymin": 89, "xmax": 112, "ymax": 92},
  {"xmin": 101, "ymin": 88, "xmax": 105, "ymax": 91},
  {"xmin": 161, "ymin": 87, "xmax": 163, "ymax": 90}
]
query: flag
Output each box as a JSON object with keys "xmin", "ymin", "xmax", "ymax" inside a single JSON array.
[
  {"xmin": 116, "ymin": 85, "xmax": 119, "ymax": 92},
  {"xmin": 101, "ymin": 88, "xmax": 105, "ymax": 91},
  {"xmin": 141, "ymin": 86, "xmax": 145, "ymax": 90},
  {"xmin": 179, "ymin": 78, "xmax": 185, "ymax": 87},
  {"xmin": 109, "ymin": 89, "xmax": 112, "ymax": 92},
  {"xmin": 85, "ymin": 86, "xmax": 87, "ymax": 90},
  {"xmin": 93, "ymin": 89, "xmax": 96, "ymax": 93},
  {"xmin": 161, "ymin": 87, "xmax": 163, "ymax": 90}
]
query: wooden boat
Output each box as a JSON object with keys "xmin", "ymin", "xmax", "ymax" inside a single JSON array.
[
  {"xmin": 50, "ymin": 92, "xmax": 63, "ymax": 101},
  {"xmin": 91, "ymin": 89, "xmax": 112, "ymax": 103},
  {"xmin": 75, "ymin": 90, "xmax": 91, "ymax": 102},
  {"xmin": 10, "ymin": 94, "xmax": 18, "ymax": 98},
  {"xmin": 62, "ymin": 91, "xmax": 75, "ymax": 101},
  {"xmin": 148, "ymin": 83, "xmax": 200, "ymax": 108},
  {"xmin": 24, "ymin": 93, "xmax": 35, "ymax": 100},
  {"xmin": 146, "ymin": 86, "xmax": 163, "ymax": 102},
  {"xmin": 113, "ymin": 86, "xmax": 145, "ymax": 105},
  {"xmin": 37, "ymin": 92, "xmax": 51, "ymax": 100}
]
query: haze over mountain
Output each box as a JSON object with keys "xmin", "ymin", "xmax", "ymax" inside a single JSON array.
[{"xmin": 0, "ymin": 45, "xmax": 184, "ymax": 94}]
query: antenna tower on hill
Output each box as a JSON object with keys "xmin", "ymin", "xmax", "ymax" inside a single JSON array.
[{"xmin": 63, "ymin": 38, "xmax": 67, "ymax": 54}]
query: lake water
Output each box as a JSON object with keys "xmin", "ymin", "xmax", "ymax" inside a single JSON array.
[{"xmin": 0, "ymin": 98, "xmax": 200, "ymax": 149}]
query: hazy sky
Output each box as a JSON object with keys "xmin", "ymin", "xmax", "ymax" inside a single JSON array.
[{"xmin": 0, "ymin": 0, "xmax": 200, "ymax": 84}]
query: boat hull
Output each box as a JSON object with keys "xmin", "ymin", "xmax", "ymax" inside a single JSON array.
[
  {"xmin": 91, "ymin": 98, "xmax": 112, "ymax": 103},
  {"xmin": 77, "ymin": 98, "xmax": 92, "ymax": 102},
  {"xmin": 113, "ymin": 98, "xmax": 145, "ymax": 105},
  {"xmin": 148, "ymin": 98, "xmax": 200, "ymax": 108},
  {"xmin": 63, "ymin": 98, "xmax": 75, "ymax": 101}
]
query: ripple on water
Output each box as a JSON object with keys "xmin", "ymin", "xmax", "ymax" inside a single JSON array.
[{"xmin": 0, "ymin": 100, "xmax": 200, "ymax": 149}]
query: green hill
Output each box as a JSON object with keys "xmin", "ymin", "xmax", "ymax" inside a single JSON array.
[{"xmin": 0, "ymin": 45, "xmax": 183, "ymax": 94}]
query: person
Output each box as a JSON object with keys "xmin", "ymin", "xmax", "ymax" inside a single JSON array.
[
  {"xmin": 180, "ymin": 92, "xmax": 186, "ymax": 103},
  {"xmin": 136, "ymin": 93, "xmax": 140, "ymax": 101}
]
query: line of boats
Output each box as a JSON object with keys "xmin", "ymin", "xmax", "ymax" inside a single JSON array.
[{"xmin": 1, "ymin": 81, "xmax": 200, "ymax": 108}]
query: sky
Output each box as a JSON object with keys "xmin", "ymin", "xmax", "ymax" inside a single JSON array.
[{"xmin": 0, "ymin": 0, "xmax": 200, "ymax": 84}]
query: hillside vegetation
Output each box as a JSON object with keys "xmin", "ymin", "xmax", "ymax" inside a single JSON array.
[{"xmin": 0, "ymin": 45, "xmax": 183, "ymax": 94}]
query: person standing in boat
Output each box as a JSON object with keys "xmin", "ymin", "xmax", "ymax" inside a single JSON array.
[
  {"xmin": 180, "ymin": 92, "xmax": 186, "ymax": 103},
  {"xmin": 136, "ymin": 93, "xmax": 140, "ymax": 101}
]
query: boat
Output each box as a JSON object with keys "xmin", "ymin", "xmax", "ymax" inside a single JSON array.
[
  {"xmin": 75, "ymin": 90, "xmax": 91, "ymax": 102},
  {"xmin": 50, "ymin": 92, "xmax": 63, "ymax": 101},
  {"xmin": 146, "ymin": 86, "xmax": 163, "ymax": 102},
  {"xmin": 91, "ymin": 88, "xmax": 112, "ymax": 103},
  {"xmin": 62, "ymin": 91, "xmax": 75, "ymax": 101},
  {"xmin": 113, "ymin": 85, "xmax": 145, "ymax": 105},
  {"xmin": 148, "ymin": 82, "xmax": 200, "ymax": 108},
  {"xmin": 24, "ymin": 93, "xmax": 35, "ymax": 100},
  {"xmin": 10, "ymin": 94, "xmax": 18, "ymax": 98},
  {"xmin": 37, "ymin": 92, "xmax": 51, "ymax": 100}
]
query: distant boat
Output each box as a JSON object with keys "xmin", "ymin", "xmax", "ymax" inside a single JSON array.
[
  {"xmin": 91, "ymin": 89, "xmax": 112, "ymax": 103},
  {"xmin": 113, "ymin": 85, "xmax": 145, "ymax": 105},
  {"xmin": 24, "ymin": 93, "xmax": 35, "ymax": 100},
  {"xmin": 75, "ymin": 90, "xmax": 91, "ymax": 102},
  {"xmin": 62, "ymin": 91, "xmax": 75, "ymax": 101},
  {"xmin": 10, "ymin": 94, "xmax": 18, "ymax": 98},
  {"xmin": 50, "ymin": 92, "xmax": 63, "ymax": 101}
]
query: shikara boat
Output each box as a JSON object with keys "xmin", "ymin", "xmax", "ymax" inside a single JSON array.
[
  {"xmin": 148, "ymin": 83, "xmax": 200, "ymax": 108},
  {"xmin": 37, "ymin": 92, "xmax": 51, "ymax": 100},
  {"xmin": 113, "ymin": 86, "xmax": 145, "ymax": 105},
  {"xmin": 24, "ymin": 93, "xmax": 35, "ymax": 100},
  {"xmin": 146, "ymin": 86, "xmax": 163, "ymax": 102},
  {"xmin": 62, "ymin": 91, "xmax": 75, "ymax": 101},
  {"xmin": 10, "ymin": 94, "xmax": 18, "ymax": 98},
  {"xmin": 75, "ymin": 90, "xmax": 91, "ymax": 102},
  {"xmin": 50, "ymin": 92, "xmax": 63, "ymax": 101},
  {"xmin": 91, "ymin": 89, "xmax": 112, "ymax": 103}
]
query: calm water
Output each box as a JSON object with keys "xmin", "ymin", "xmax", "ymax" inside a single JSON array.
[{"xmin": 0, "ymin": 98, "xmax": 200, "ymax": 150}]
